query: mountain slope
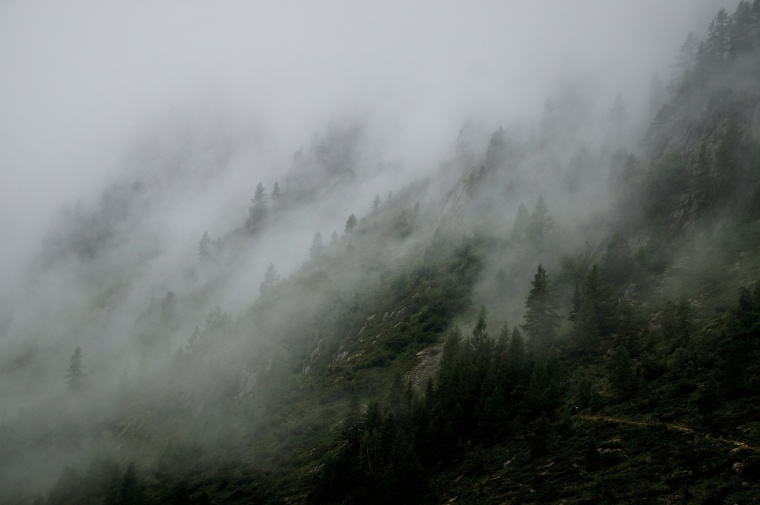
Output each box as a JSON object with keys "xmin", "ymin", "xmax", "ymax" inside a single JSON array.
[{"xmin": 3, "ymin": 3, "xmax": 760, "ymax": 504}]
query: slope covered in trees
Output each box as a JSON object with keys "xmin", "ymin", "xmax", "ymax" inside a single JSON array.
[{"xmin": 2, "ymin": 3, "xmax": 760, "ymax": 504}]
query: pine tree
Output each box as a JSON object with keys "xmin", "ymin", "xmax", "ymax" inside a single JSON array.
[
  {"xmin": 471, "ymin": 305, "xmax": 492, "ymax": 365},
  {"xmin": 310, "ymin": 232, "xmax": 324, "ymax": 259},
  {"xmin": 372, "ymin": 194, "xmax": 381, "ymax": 213},
  {"xmin": 511, "ymin": 203, "xmax": 530, "ymax": 240},
  {"xmin": 706, "ymin": 8, "xmax": 731, "ymax": 61},
  {"xmin": 575, "ymin": 265, "xmax": 603, "ymax": 355},
  {"xmin": 271, "ymin": 181, "xmax": 281, "ymax": 200},
  {"xmin": 609, "ymin": 346, "xmax": 636, "ymax": 398},
  {"xmin": 729, "ymin": 1, "xmax": 755, "ymax": 55},
  {"xmin": 345, "ymin": 213, "xmax": 357, "ymax": 234},
  {"xmin": 569, "ymin": 283, "xmax": 581, "ymax": 324},
  {"xmin": 260, "ymin": 264, "xmax": 279, "ymax": 295},
  {"xmin": 65, "ymin": 347, "xmax": 84, "ymax": 392},
  {"xmin": 670, "ymin": 32, "xmax": 699, "ymax": 93},
  {"xmin": 485, "ymin": 126, "xmax": 507, "ymax": 169},
  {"xmin": 198, "ymin": 231, "xmax": 212, "ymax": 262},
  {"xmin": 522, "ymin": 264, "xmax": 560, "ymax": 350},
  {"xmin": 528, "ymin": 196, "xmax": 552, "ymax": 244},
  {"xmin": 247, "ymin": 182, "xmax": 268, "ymax": 233},
  {"xmin": 506, "ymin": 327, "xmax": 526, "ymax": 385}
]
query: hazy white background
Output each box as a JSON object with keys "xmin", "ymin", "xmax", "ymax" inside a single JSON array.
[{"xmin": 0, "ymin": 0, "xmax": 734, "ymax": 291}]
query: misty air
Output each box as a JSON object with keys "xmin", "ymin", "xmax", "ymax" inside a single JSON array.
[{"xmin": 1, "ymin": 1, "xmax": 759, "ymax": 503}]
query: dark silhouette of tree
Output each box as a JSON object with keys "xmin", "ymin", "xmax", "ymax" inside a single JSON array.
[
  {"xmin": 246, "ymin": 182, "xmax": 268, "ymax": 233},
  {"xmin": 575, "ymin": 265, "xmax": 603, "ymax": 355},
  {"xmin": 528, "ymin": 196, "xmax": 552, "ymax": 244},
  {"xmin": 506, "ymin": 327, "xmax": 526, "ymax": 385},
  {"xmin": 522, "ymin": 264, "xmax": 560, "ymax": 350},
  {"xmin": 511, "ymin": 203, "xmax": 530, "ymax": 240},
  {"xmin": 372, "ymin": 194, "xmax": 381, "ymax": 213},
  {"xmin": 669, "ymin": 32, "xmax": 699, "ymax": 94},
  {"xmin": 65, "ymin": 347, "xmax": 84, "ymax": 392},
  {"xmin": 198, "ymin": 231, "xmax": 212, "ymax": 262},
  {"xmin": 729, "ymin": 1, "xmax": 755, "ymax": 55},
  {"xmin": 104, "ymin": 463, "xmax": 145, "ymax": 505},
  {"xmin": 609, "ymin": 345, "xmax": 636, "ymax": 398},
  {"xmin": 569, "ymin": 283, "xmax": 582, "ymax": 324},
  {"xmin": 260, "ymin": 264, "xmax": 279, "ymax": 295},
  {"xmin": 471, "ymin": 305, "xmax": 491, "ymax": 363},
  {"xmin": 706, "ymin": 8, "xmax": 731, "ymax": 61},
  {"xmin": 310, "ymin": 232, "xmax": 324, "ymax": 259},
  {"xmin": 271, "ymin": 181, "xmax": 281, "ymax": 200},
  {"xmin": 345, "ymin": 213, "xmax": 357, "ymax": 234},
  {"xmin": 485, "ymin": 126, "xmax": 507, "ymax": 169}
]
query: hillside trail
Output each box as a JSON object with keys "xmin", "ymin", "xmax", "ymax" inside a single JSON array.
[{"xmin": 576, "ymin": 414, "xmax": 760, "ymax": 453}]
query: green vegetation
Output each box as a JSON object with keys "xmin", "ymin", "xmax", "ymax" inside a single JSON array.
[{"xmin": 6, "ymin": 3, "xmax": 760, "ymax": 504}]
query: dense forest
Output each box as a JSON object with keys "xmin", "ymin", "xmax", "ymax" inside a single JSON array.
[{"xmin": 2, "ymin": 2, "xmax": 760, "ymax": 504}]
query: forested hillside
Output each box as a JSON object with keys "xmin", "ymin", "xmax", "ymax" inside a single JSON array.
[{"xmin": 2, "ymin": 2, "xmax": 760, "ymax": 504}]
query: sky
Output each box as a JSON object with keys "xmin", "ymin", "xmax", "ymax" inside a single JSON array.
[{"xmin": 0, "ymin": 0, "xmax": 735, "ymax": 288}]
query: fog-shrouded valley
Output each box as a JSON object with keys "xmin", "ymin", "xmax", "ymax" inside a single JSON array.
[{"xmin": 2, "ymin": 1, "xmax": 760, "ymax": 503}]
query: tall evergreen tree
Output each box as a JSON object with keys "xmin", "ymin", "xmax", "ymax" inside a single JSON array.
[
  {"xmin": 729, "ymin": 1, "xmax": 755, "ymax": 55},
  {"xmin": 471, "ymin": 305, "xmax": 492, "ymax": 366},
  {"xmin": 198, "ymin": 231, "xmax": 212, "ymax": 262},
  {"xmin": 345, "ymin": 213, "xmax": 357, "ymax": 234},
  {"xmin": 485, "ymin": 126, "xmax": 507, "ymax": 169},
  {"xmin": 609, "ymin": 345, "xmax": 636, "ymax": 398},
  {"xmin": 506, "ymin": 327, "xmax": 526, "ymax": 386},
  {"xmin": 310, "ymin": 232, "xmax": 324, "ymax": 259},
  {"xmin": 528, "ymin": 196, "xmax": 552, "ymax": 244},
  {"xmin": 569, "ymin": 283, "xmax": 582, "ymax": 324},
  {"xmin": 511, "ymin": 203, "xmax": 530, "ymax": 241},
  {"xmin": 260, "ymin": 264, "xmax": 279, "ymax": 295},
  {"xmin": 65, "ymin": 347, "xmax": 84, "ymax": 392},
  {"xmin": 522, "ymin": 264, "xmax": 560, "ymax": 350},
  {"xmin": 575, "ymin": 265, "xmax": 604, "ymax": 355},
  {"xmin": 706, "ymin": 8, "xmax": 731, "ymax": 61},
  {"xmin": 247, "ymin": 182, "xmax": 268, "ymax": 233}
]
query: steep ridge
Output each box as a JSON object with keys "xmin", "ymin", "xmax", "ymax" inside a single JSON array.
[{"xmin": 3, "ymin": 3, "xmax": 760, "ymax": 504}]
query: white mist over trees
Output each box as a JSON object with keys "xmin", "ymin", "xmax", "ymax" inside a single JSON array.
[{"xmin": 0, "ymin": 0, "xmax": 751, "ymax": 502}]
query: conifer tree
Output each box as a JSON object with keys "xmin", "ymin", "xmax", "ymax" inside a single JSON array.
[
  {"xmin": 569, "ymin": 283, "xmax": 582, "ymax": 324},
  {"xmin": 198, "ymin": 231, "xmax": 212, "ymax": 262},
  {"xmin": 528, "ymin": 196, "xmax": 552, "ymax": 244},
  {"xmin": 247, "ymin": 182, "xmax": 268, "ymax": 233},
  {"xmin": 485, "ymin": 126, "xmax": 507, "ymax": 169},
  {"xmin": 507, "ymin": 327, "xmax": 526, "ymax": 385},
  {"xmin": 576, "ymin": 265, "xmax": 603, "ymax": 355},
  {"xmin": 260, "ymin": 264, "xmax": 279, "ymax": 295},
  {"xmin": 345, "ymin": 213, "xmax": 357, "ymax": 234},
  {"xmin": 522, "ymin": 264, "xmax": 560, "ymax": 350},
  {"xmin": 603, "ymin": 233, "xmax": 634, "ymax": 285},
  {"xmin": 670, "ymin": 32, "xmax": 699, "ymax": 93},
  {"xmin": 65, "ymin": 347, "xmax": 84, "ymax": 392},
  {"xmin": 511, "ymin": 203, "xmax": 530, "ymax": 240},
  {"xmin": 609, "ymin": 345, "xmax": 636, "ymax": 397},
  {"xmin": 472, "ymin": 305, "xmax": 490, "ymax": 361},
  {"xmin": 310, "ymin": 232, "xmax": 324, "ymax": 259},
  {"xmin": 706, "ymin": 8, "xmax": 731, "ymax": 60}
]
